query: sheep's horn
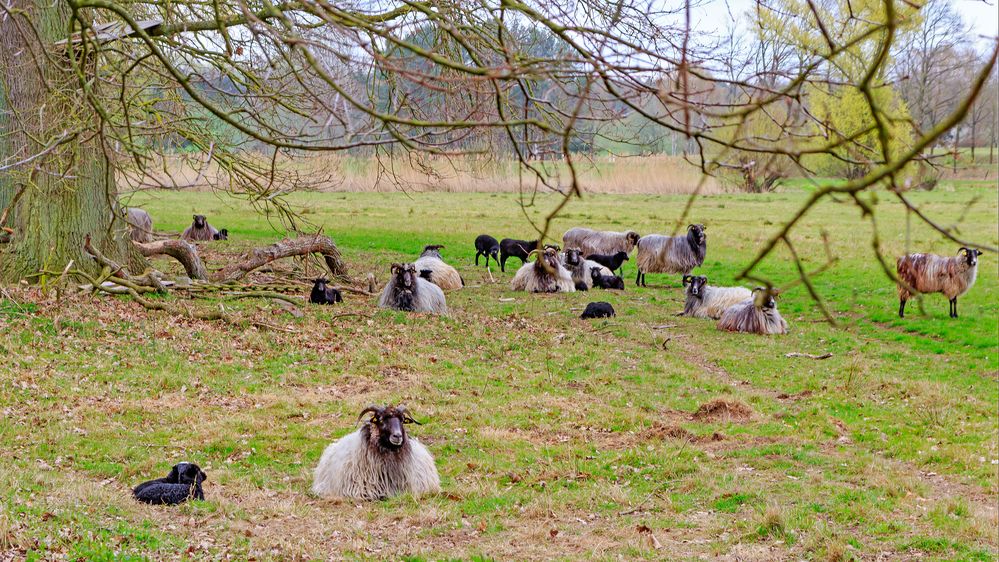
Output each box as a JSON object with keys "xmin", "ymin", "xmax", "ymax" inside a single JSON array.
[
  {"xmin": 682, "ymin": 275, "xmax": 692, "ymax": 285},
  {"xmin": 958, "ymin": 246, "xmax": 970, "ymax": 255},
  {"xmin": 527, "ymin": 249, "xmax": 540, "ymax": 259},
  {"xmin": 357, "ymin": 405, "xmax": 383, "ymax": 421},
  {"xmin": 397, "ymin": 405, "xmax": 422, "ymax": 424}
]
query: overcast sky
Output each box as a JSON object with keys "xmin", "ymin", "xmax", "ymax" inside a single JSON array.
[{"xmin": 692, "ymin": 0, "xmax": 998, "ymax": 41}]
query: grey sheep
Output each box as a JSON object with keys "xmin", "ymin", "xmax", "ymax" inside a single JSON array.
[
  {"xmin": 562, "ymin": 228, "xmax": 640, "ymax": 257},
  {"xmin": 181, "ymin": 214, "xmax": 219, "ymax": 241},
  {"xmin": 716, "ymin": 288, "xmax": 788, "ymax": 335},
  {"xmin": 896, "ymin": 247, "xmax": 982, "ymax": 318},
  {"xmin": 510, "ymin": 246, "xmax": 576, "ymax": 293},
  {"xmin": 635, "ymin": 224, "xmax": 707, "ymax": 287},
  {"xmin": 378, "ymin": 263, "xmax": 448, "ymax": 315},
  {"xmin": 682, "ymin": 275, "xmax": 752, "ymax": 319}
]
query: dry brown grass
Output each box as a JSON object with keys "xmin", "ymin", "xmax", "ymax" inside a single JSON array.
[
  {"xmin": 692, "ymin": 399, "xmax": 754, "ymax": 422},
  {"xmin": 122, "ymin": 153, "xmax": 724, "ymax": 195}
]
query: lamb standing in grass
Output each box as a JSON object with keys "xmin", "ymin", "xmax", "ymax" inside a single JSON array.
[
  {"xmin": 896, "ymin": 247, "xmax": 982, "ymax": 318},
  {"xmin": 312, "ymin": 405, "xmax": 440, "ymax": 500}
]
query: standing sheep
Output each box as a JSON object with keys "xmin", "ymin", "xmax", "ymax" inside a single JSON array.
[
  {"xmin": 181, "ymin": 214, "xmax": 220, "ymax": 241},
  {"xmin": 413, "ymin": 244, "xmax": 463, "ymax": 290},
  {"xmin": 378, "ymin": 263, "xmax": 448, "ymax": 315},
  {"xmin": 474, "ymin": 235, "xmax": 501, "ymax": 268},
  {"xmin": 717, "ymin": 288, "xmax": 788, "ymax": 335},
  {"xmin": 312, "ymin": 405, "xmax": 441, "ymax": 501},
  {"xmin": 562, "ymin": 228, "xmax": 640, "ymax": 257},
  {"xmin": 123, "ymin": 207, "xmax": 154, "ymax": 243},
  {"xmin": 510, "ymin": 246, "xmax": 576, "ymax": 293},
  {"xmin": 635, "ymin": 224, "xmax": 707, "ymax": 287},
  {"xmin": 682, "ymin": 275, "xmax": 752, "ymax": 319},
  {"xmin": 896, "ymin": 247, "xmax": 983, "ymax": 318},
  {"xmin": 586, "ymin": 251, "xmax": 630, "ymax": 276},
  {"xmin": 499, "ymin": 238, "xmax": 540, "ymax": 272}
]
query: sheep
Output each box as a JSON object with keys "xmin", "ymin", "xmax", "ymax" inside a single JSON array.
[
  {"xmin": 474, "ymin": 235, "xmax": 500, "ymax": 268},
  {"xmin": 682, "ymin": 275, "xmax": 752, "ymax": 319},
  {"xmin": 510, "ymin": 246, "xmax": 576, "ymax": 293},
  {"xmin": 133, "ymin": 462, "xmax": 207, "ymax": 505},
  {"xmin": 586, "ymin": 251, "xmax": 630, "ymax": 276},
  {"xmin": 413, "ymin": 244, "xmax": 463, "ymax": 290},
  {"xmin": 591, "ymin": 267, "xmax": 625, "ymax": 290},
  {"xmin": 213, "ymin": 228, "xmax": 229, "ymax": 241},
  {"xmin": 562, "ymin": 228, "xmax": 640, "ymax": 257},
  {"xmin": 181, "ymin": 214, "xmax": 220, "ymax": 241},
  {"xmin": 378, "ymin": 263, "xmax": 448, "ymax": 315},
  {"xmin": 312, "ymin": 405, "xmax": 441, "ymax": 501},
  {"xmin": 635, "ymin": 224, "xmax": 707, "ymax": 287},
  {"xmin": 562, "ymin": 249, "xmax": 613, "ymax": 290},
  {"xmin": 896, "ymin": 247, "xmax": 983, "ymax": 318},
  {"xmin": 580, "ymin": 302, "xmax": 615, "ymax": 319},
  {"xmin": 123, "ymin": 207, "xmax": 154, "ymax": 243},
  {"xmin": 499, "ymin": 238, "xmax": 540, "ymax": 272},
  {"xmin": 310, "ymin": 278, "xmax": 343, "ymax": 304},
  {"xmin": 717, "ymin": 288, "xmax": 788, "ymax": 335}
]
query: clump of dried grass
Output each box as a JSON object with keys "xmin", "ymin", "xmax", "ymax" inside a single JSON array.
[{"xmin": 692, "ymin": 399, "xmax": 754, "ymax": 422}]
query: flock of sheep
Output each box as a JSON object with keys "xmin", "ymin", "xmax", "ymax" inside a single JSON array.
[{"xmin": 124, "ymin": 212, "xmax": 983, "ymax": 505}]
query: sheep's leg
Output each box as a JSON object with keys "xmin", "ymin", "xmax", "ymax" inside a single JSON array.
[
  {"xmin": 950, "ymin": 298, "xmax": 958, "ymax": 318},
  {"xmin": 500, "ymin": 255, "xmax": 506, "ymax": 272},
  {"xmin": 635, "ymin": 269, "xmax": 642, "ymax": 287},
  {"xmin": 898, "ymin": 299, "xmax": 906, "ymax": 318},
  {"xmin": 475, "ymin": 252, "xmax": 480, "ymax": 266}
]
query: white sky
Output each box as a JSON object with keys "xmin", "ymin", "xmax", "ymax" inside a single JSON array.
[{"xmin": 692, "ymin": 0, "xmax": 998, "ymax": 41}]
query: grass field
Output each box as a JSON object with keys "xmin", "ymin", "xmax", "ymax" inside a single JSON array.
[{"xmin": 1, "ymin": 182, "xmax": 997, "ymax": 560}]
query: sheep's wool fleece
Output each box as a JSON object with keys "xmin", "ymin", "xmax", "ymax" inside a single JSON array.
[
  {"xmin": 636, "ymin": 234, "xmax": 704, "ymax": 275},
  {"xmin": 510, "ymin": 260, "xmax": 576, "ymax": 293},
  {"xmin": 717, "ymin": 300, "xmax": 788, "ymax": 335},
  {"xmin": 378, "ymin": 276, "xmax": 448, "ymax": 315},
  {"xmin": 413, "ymin": 256, "xmax": 463, "ymax": 290},
  {"xmin": 562, "ymin": 227, "xmax": 637, "ymax": 256},
  {"xmin": 685, "ymin": 286, "xmax": 752, "ymax": 319},
  {"xmin": 312, "ymin": 430, "xmax": 441, "ymax": 500}
]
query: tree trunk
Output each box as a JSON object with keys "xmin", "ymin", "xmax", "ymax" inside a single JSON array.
[{"xmin": 0, "ymin": 0, "xmax": 145, "ymax": 283}]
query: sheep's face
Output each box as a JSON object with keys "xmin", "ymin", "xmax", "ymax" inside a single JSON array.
[
  {"xmin": 312, "ymin": 278, "xmax": 328, "ymax": 292},
  {"xmin": 589, "ymin": 267, "xmax": 603, "ymax": 281},
  {"xmin": 360, "ymin": 405, "xmax": 419, "ymax": 450},
  {"xmin": 685, "ymin": 275, "xmax": 708, "ymax": 298},
  {"xmin": 626, "ymin": 232, "xmax": 641, "ymax": 246},
  {"xmin": 564, "ymin": 249, "xmax": 582, "ymax": 267},
  {"xmin": 614, "ymin": 251, "xmax": 630, "ymax": 262},
  {"xmin": 960, "ymin": 247, "xmax": 982, "ymax": 266},
  {"xmin": 753, "ymin": 288, "xmax": 777, "ymax": 310},
  {"xmin": 687, "ymin": 224, "xmax": 706, "ymax": 246},
  {"xmin": 193, "ymin": 215, "xmax": 207, "ymax": 229},
  {"xmin": 390, "ymin": 263, "xmax": 418, "ymax": 290},
  {"xmin": 539, "ymin": 247, "xmax": 561, "ymax": 270},
  {"xmin": 171, "ymin": 462, "xmax": 207, "ymax": 485},
  {"xmin": 419, "ymin": 269, "xmax": 433, "ymax": 281}
]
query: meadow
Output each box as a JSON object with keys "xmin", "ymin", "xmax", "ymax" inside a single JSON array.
[{"xmin": 0, "ymin": 181, "xmax": 996, "ymax": 560}]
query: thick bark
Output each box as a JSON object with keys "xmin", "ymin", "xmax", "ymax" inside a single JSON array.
[
  {"xmin": 0, "ymin": 0, "xmax": 145, "ymax": 283},
  {"xmin": 135, "ymin": 240, "xmax": 209, "ymax": 280},
  {"xmin": 211, "ymin": 234, "xmax": 347, "ymax": 282}
]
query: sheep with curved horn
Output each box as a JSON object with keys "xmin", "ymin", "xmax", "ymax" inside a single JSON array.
[
  {"xmin": 312, "ymin": 405, "xmax": 441, "ymax": 500},
  {"xmin": 717, "ymin": 287, "xmax": 788, "ymax": 335},
  {"xmin": 378, "ymin": 263, "xmax": 448, "ymax": 315},
  {"xmin": 682, "ymin": 275, "xmax": 752, "ymax": 319},
  {"xmin": 510, "ymin": 246, "xmax": 576, "ymax": 293}
]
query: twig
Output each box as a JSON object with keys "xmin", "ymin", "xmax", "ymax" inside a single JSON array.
[{"xmin": 785, "ymin": 352, "xmax": 833, "ymax": 360}]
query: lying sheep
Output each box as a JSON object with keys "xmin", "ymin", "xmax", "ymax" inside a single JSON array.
[
  {"xmin": 562, "ymin": 249, "xmax": 613, "ymax": 290},
  {"xmin": 896, "ymin": 247, "xmax": 983, "ymax": 318},
  {"xmin": 123, "ymin": 207, "xmax": 154, "ymax": 243},
  {"xmin": 133, "ymin": 462, "xmax": 207, "ymax": 505},
  {"xmin": 586, "ymin": 251, "xmax": 629, "ymax": 276},
  {"xmin": 510, "ymin": 246, "xmax": 575, "ymax": 293},
  {"xmin": 213, "ymin": 228, "xmax": 229, "ymax": 241},
  {"xmin": 310, "ymin": 278, "xmax": 343, "ymax": 304},
  {"xmin": 413, "ymin": 245, "xmax": 463, "ymax": 290},
  {"xmin": 499, "ymin": 238, "xmax": 540, "ymax": 272},
  {"xmin": 580, "ymin": 302, "xmax": 615, "ymax": 319},
  {"xmin": 635, "ymin": 224, "xmax": 707, "ymax": 287},
  {"xmin": 562, "ymin": 228, "xmax": 640, "ymax": 257},
  {"xmin": 378, "ymin": 263, "xmax": 448, "ymax": 315},
  {"xmin": 717, "ymin": 288, "xmax": 788, "ymax": 335},
  {"xmin": 474, "ymin": 235, "xmax": 500, "ymax": 268},
  {"xmin": 682, "ymin": 275, "xmax": 752, "ymax": 319},
  {"xmin": 312, "ymin": 405, "xmax": 441, "ymax": 500},
  {"xmin": 591, "ymin": 267, "xmax": 625, "ymax": 290},
  {"xmin": 181, "ymin": 214, "xmax": 220, "ymax": 241}
]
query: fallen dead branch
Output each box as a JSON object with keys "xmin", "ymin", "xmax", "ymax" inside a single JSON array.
[
  {"xmin": 785, "ymin": 352, "xmax": 833, "ymax": 360},
  {"xmin": 211, "ymin": 234, "xmax": 347, "ymax": 282},
  {"xmin": 135, "ymin": 239, "xmax": 208, "ymax": 280}
]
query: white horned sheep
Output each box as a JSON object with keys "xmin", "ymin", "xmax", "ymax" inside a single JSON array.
[
  {"xmin": 896, "ymin": 247, "xmax": 983, "ymax": 318},
  {"xmin": 717, "ymin": 288, "xmax": 788, "ymax": 335},
  {"xmin": 312, "ymin": 405, "xmax": 441, "ymax": 501},
  {"xmin": 682, "ymin": 275, "xmax": 753, "ymax": 319},
  {"xmin": 635, "ymin": 223, "xmax": 707, "ymax": 286},
  {"xmin": 511, "ymin": 246, "xmax": 576, "ymax": 293},
  {"xmin": 562, "ymin": 227, "xmax": 640, "ymax": 257},
  {"xmin": 413, "ymin": 244, "xmax": 463, "ymax": 290},
  {"xmin": 378, "ymin": 263, "xmax": 448, "ymax": 315}
]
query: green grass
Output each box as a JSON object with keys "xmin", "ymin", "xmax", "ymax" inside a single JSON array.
[{"xmin": 1, "ymin": 181, "xmax": 996, "ymax": 560}]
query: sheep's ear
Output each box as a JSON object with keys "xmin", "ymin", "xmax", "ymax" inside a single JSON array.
[{"xmin": 682, "ymin": 275, "xmax": 692, "ymax": 285}]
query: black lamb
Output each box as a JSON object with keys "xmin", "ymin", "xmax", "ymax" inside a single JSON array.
[
  {"xmin": 213, "ymin": 228, "xmax": 229, "ymax": 241},
  {"xmin": 586, "ymin": 251, "xmax": 629, "ymax": 276},
  {"xmin": 499, "ymin": 238, "xmax": 540, "ymax": 272},
  {"xmin": 474, "ymin": 235, "xmax": 501, "ymax": 268},
  {"xmin": 133, "ymin": 462, "xmax": 207, "ymax": 505},
  {"xmin": 310, "ymin": 278, "xmax": 343, "ymax": 304},
  {"xmin": 581, "ymin": 302, "xmax": 615, "ymax": 319},
  {"xmin": 591, "ymin": 267, "xmax": 625, "ymax": 290}
]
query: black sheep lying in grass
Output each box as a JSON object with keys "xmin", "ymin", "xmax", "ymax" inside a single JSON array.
[
  {"xmin": 591, "ymin": 267, "xmax": 625, "ymax": 290},
  {"xmin": 133, "ymin": 462, "xmax": 207, "ymax": 505},
  {"xmin": 310, "ymin": 278, "xmax": 343, "ymax": 304},
  {"xmin": 580, "ymin": 302, "xmax": 615, "ymax": 319}
]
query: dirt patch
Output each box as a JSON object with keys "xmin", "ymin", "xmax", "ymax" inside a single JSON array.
[{"xmin": 692, "ymin": 399, "xmax": 753, "ymax": 422}]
